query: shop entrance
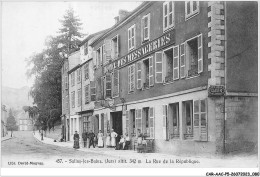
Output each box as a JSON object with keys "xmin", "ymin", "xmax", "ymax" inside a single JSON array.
[{"xmin": 110, "ymin": 111, "xmax": 123, "ymax": 136}]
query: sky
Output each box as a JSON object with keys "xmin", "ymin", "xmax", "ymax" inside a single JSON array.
[{"xmin": 1, "ymin": 1, "xmax": 142, "ymax": 89}]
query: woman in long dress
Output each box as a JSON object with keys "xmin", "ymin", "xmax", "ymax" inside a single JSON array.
[
  {"xmin": 97, "ymin": 130, "xmax": 104, "ymax": 148},
  {"xmin": 73, "ymin": 131, "xmax": 80, "ymax": 149},
  {"xmin": 106, "ymin": 132, "xmax": 111, "ymax": 148},
  {"xmin": 110, "ymin": 129, "xmax": 118, "ymax": 148}
]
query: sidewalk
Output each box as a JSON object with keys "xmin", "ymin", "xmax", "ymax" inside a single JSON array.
[
  {"xmin": 1, "ymin": 132, "xmax": 13, "ymax": 142},
  {"xmin": 33, "ymin": 132, "xmax": 148, "ymax": 159}
]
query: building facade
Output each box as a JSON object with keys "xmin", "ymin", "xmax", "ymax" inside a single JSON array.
[
  {"xmin": 61, "ymin": 58, "xmax": 69, "ymax": 141},
  {"xmin": 19, "ymin": 112, "xmax": 33, "ymax": 131},
  {"xmin": 62, "ymin": 1, "xmax": 258, "ymax": 155}
]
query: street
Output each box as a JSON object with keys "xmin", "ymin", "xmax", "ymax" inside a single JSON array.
[{"xmin": 1, "ymin": 131, "xmax": 259, "ymax": 168}]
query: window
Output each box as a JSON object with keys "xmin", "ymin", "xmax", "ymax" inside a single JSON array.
[
  {"xmin": 78, "ymin": 89, "xmax": 81, "ymax": 107},
  {"xmin": 104, "ymin": 39, "xmax": 112, "ymax": 64},
  {"xmin": 142, "ymin": 13, "xmax": 150, "ymax": 42},
  {"xmin": 185, "ymin": 1, "xmax": 199, "ymax": 20},
  {"xmin": 105, "ymin": 73, "xmax": 112, "ymax": 98},
  {"xmin": 193, "ymin": 99, "xmax": 207, "ymax": 141},
  {"xmin": 71, "ymin": 91, "xmax": 75, "ymax": 108},
  {"xmin": 83, "ymin": 116, "xmax": 91, "ymax": 133},
  {"xmin": 71, "ymin": 72, "xmax": 75, "ymax": 86},
  {"xmin": 183, "ymin": 100, "xmax": 193, "ymax": 139},
  {"xmin": 85, "ymin": 84, "xmax": 90, "ymax": 104},
  {"xmin": 128, "ymin": 25, "xmax": 136, "ymax": 51},
  {"xmin": 162, "ymin": 45, "xmax": 179, "ymax": 83},
  {"xmin": 143, "ymin": 107, "xmax": 150, "ymax": 137},
  {"xmin": 163, "ymin": 1, "xmax": 174, "ymax": 32},
  {"xmin": 111, "ymin": 35, "xmax": 119, "ymax": 59},
  {"xmin": 84, "ymin": 63, "xmax": 89, "ymax": 80},
  {"xmin": 186, "ymin": 34, "xmax": 203, "ymax": 77},
  {"xmin": 128, "ymin": 64, "xmax": 135, "ymax": 92},
  {"xmin": 137, "ymin": 56, "xmax": 154, "ymax": 89},
  {"xmin": 84, "ymin": 43, "xmax": 88, "ymax": 55},
  {"xmin": 77, "ymin": 68, "xmax": 81, "ymax": 83},
  {"xmin": 90, "ymin": 81, "xmax": 96, "ymax": 101},
  {"xmin": 112, "ymin": 69, "xmax": 119, "ymax": 98},
  {"xmin": 169, "ymin": 103, "xmax": 179, "ymax": 139}
]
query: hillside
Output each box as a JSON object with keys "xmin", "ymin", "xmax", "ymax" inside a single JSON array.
[{"xmin": 2, "ymin": 86, "xmax": 33, "ymax": 110}]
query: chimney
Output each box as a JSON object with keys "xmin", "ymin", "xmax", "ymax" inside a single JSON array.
[
  {"xmin": 118, "ymin": 9, "xmax": 130, "ymax": 21},
  {"xmin": 114, "ymin": 16, "xmax": 119, "ymax": 24}
]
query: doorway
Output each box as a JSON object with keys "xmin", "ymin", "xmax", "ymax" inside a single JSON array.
[{"xmin": 110, "ymin": 111, "xmax": 123, "ymax": 136}]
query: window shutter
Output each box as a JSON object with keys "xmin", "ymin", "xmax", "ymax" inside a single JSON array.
[
  {"xmin": 141, "ymin": 17, "xmax": 144, "ymax": 42},
  {"xmin": 128, "ymin": 28, "xmax": 131, "ymax": 50},
  {"xmin": 126, "ymin": 110, "xmax": 129, "ymax": 134},
  {"xmin": 162, "ymin": 105, "xmax": 167, "ymax": 140},
  {"xmin": 116, "ymin": 35, "xmax": 119, "ymax": 58},
  {"xmin": 90, "ymin": 81, "xmax": 96, "ymax": 101},
  {"xmin": 149, "ymin": 107, "xmax": 155, "ymax": 139},
  {"xmin": 105, "ymin": 39, "xmax": 112, "ymax": 62},
  {"xmin": 147, "ymin": 14, "xmax": 150, "ymax": 40},
  {"xmin": 198, "ymin": 34, "xmax": 203, "ymax": 73},
  {"xmin": 200, "ymin": 99, "xmax": 207, "ymax": 141},
  {"xmin": 193, "ymin": 100, "xmax": 200, "ymax": 141},
  {"xmin": 155, "ymin": 52, "xmax": 163, "ymax": 83},
  {"xmin": 173, "ymin": 45, "xmax": 179, "ymax": 80},
  {"xmin": 85, "ymin": 84, "xmax": 90, "ymax": 104},
  {"xmin": 149, "ymin": 56, "xmax": 154, "ymax": 86},
  {"xmin": 163, "ymin": 2, "xmax": 168, "ymax": 31},
  {"xmin": 105, "ymin": 73, "xmax": 112, "ymax": 98},
  {"xmin": 180, "ymin": 42, "xmax": 186, "ymax": 78},
  {"xmin": 128, "ymin": 66, "xmax": 131, "ymax": 92},
  {"xmin": 137, "ymin": 61, "xmax": 142, "ymax": 89},
  {"xmin": 135, "ymin": 109, "xmax": 142, "ymax": 133},
  {"xmin": 93, "ymin": 51, "xmax": 97, "ymax": 67},
  {"xmin": 112, "ymin": 69, "xmax": 119, "ymax": 97},
  {"xmin": 133, "ymin": 25, "xmax": 136, "ymax": 49},
  {"xmin": 129, "ymin": 64, "xmax": 135, "ymax": 92}
]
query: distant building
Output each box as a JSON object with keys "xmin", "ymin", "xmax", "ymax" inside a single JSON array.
[
  {"xmin": 18, "ymin": 111, "xmax": 33, "ymax": 131},
  {"xmin": 1, "ymin": 105, "xmax": 8, "ymax": 137}
]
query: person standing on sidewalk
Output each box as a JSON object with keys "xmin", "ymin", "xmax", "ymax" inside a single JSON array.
[
  {"xmin": 97, "ymin": 130, "xmax": 104, "ymax": 148},
  {"xmin": 73, "ymin": 131, "xmax": 80, "ymax": 149},
  {"xmin": 88, "ymin": 130, "xmax": 95, "ymax": 148},
  {"xmin": 82, "ymin": 132, "xmax": 87, "ymax": 147},
  {"xmin": 110, "ymin": 129, "xmax": 118, "ymax": 148},
  {"xmin": 106, "ymin": 131, "xmax": 111, "ymax": 148}
]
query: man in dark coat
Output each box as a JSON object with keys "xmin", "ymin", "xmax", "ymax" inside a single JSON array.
[
  {"xmin": 73, "ymin": 131, "xmax": 80, "ymax": 149},
  {"xmin": 82, "ymin": 132, "xmax": 87, "ymax": 147},
  {"xmin": 88, "ymin": 130, "xmax": 95, "ymax": 148}
]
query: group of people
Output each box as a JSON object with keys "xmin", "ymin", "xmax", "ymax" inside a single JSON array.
[{"xmin": 73, "ymin": 129, "xmax": 131, "ymax": 150}]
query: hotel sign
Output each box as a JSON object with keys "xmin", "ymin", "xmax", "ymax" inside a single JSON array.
[
  {"xmin": 208, "ymin": 85, "xmax": 225, "ymax": 96},
  {"xmin": 105, "ymin": 29, "xmax": 175, "ymax": 72}
]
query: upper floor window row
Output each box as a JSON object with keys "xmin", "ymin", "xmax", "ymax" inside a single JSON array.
[{"xmin": 127, "ymin": 34, "xmax": 203, "ymax": 93}]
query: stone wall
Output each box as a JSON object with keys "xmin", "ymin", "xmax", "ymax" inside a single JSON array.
[{"xmin": 225, "ymin": 96, "xmax": 258, "ymax": 153}]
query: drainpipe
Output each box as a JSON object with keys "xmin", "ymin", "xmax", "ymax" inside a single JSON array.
[{"xmin": 223, "ymin": 1, "xmax": 227, "ymax": 154}]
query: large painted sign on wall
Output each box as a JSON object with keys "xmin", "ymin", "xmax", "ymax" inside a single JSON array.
[{"xmin": 105, "ymin": 29, "xmax": 175, "ymax": 72}]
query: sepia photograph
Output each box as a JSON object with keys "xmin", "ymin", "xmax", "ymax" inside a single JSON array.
[{"xmin": 1, "ymin": 1, "xmax": 259, "ymax": 176}]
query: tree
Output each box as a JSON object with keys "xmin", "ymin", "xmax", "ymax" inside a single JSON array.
[
  {"xmin": 26, "ymin": 7, "xmax": 84, "ymax": 131},
  {"xmin": 22, "ymin": 106, "xmax": 39, "ymax": 129},
  {"xmin": 6, "ymin": 109, "xmax": 18, "ymax": 137}
]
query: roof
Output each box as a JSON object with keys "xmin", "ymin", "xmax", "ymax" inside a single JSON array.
[
  {"xmin": 78, "ymin": 28, "xmax": 110, "ymax": 47},
  {"xmin": 90, "ymin": 2, "xmax": 152, "ymax": 46}
]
